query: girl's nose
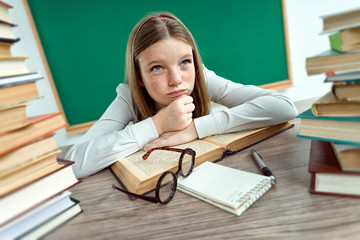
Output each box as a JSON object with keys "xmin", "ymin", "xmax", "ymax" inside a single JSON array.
[{"xmin": 168, "ymin": 68, "xmax": 182, "ymax": 86}]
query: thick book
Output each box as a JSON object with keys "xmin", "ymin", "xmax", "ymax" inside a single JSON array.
[
  {"xmin": 0, "ymin": 56, "xmax": 32, "ymax": 78},
  {"xmin": 0, "ymin": 101, "xmax": 32, "ymax": 134},
  {"xmin": 18, "ymin": 197, "xmax": 82, "ymax": 240},
  {"xmin": 0, "ymin": 159, "xmax": 80, "ymax": 227},
  {"xmin": 0, "ymin": 1, "xmax": 14, "ymax": 25},
  {"xmin": 329, "ymin": 27, "xmax": 360, "ymax": 52},
  {"xmin": 305, "ymin": 49, "xmax": 360, "ymax": 76},
  {"xmin": 308, "ymin": 140, "xmax": 360, "ymax": 198},
  {"xmin": 0, "ymin": 21, "xmax": 18, "ymax": 43},
  {"xmin": 0, "ymin": 41, "xmax": 11, "ymax": 57},
  {"xmin": 0, "ymin": 191, "xmax": 74, "ymax": 239},
  {"xmin": 0, "ymin": 134, "xmax": 58, "ymax": 174},
  {"xmin": 0, "ymin": 74, "xmax": 41, "ymax": 105},
  {"xmin": 111, "ymin": 122, "xmax": 292, "ymax": 195},
  {"xmin": 297, "ymin": 108, "xmax": 360, "ymax": 144},
  {"xmin": 331, "ymin": 81, "xmax": 360, "ymax": 101},
  {"xmin": 311, "ymin": 91, "xmax": 360, "ymax": 117},
  {"xmin": 0, "ymin": 149, "xmax": 62, "ymax": 197},
  {"xmin": 320, "ymin": 8, "xmax": 360, "ymax": 34},
  {"xmin": 331, "ymin": 142, "xmax": 360, "ymax": 172},
  {"xmin": 0, "ymin": 112, "xmax": 67, "ymax": 155},
  {"xmin": 177, "ymin": 161, "xmax": 273, "ymax": 216}
]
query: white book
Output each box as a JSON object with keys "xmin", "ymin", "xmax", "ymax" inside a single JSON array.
[{"xmin": 177, "ymin": 161, "xmax": 273, "ymax": 216}]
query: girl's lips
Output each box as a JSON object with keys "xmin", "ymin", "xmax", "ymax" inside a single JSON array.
[{"xmin": 168, "ymin": 90, "xmax": 186, "ymax": 97}]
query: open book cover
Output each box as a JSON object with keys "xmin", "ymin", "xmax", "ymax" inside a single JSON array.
[
  {"xmin": 177, "ymin": 161, "xmax": 273, "ymax": 216},
  {"xmin": 111, "ymin": 122, "xmax": 292, "ymax": 195}
]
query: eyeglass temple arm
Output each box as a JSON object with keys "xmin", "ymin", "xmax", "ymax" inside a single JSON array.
[
  {"xmin": 142, "ymin": 147, "xmax": 185, "ymax": 160},
  {"xmin": 112, "ymin": 184, "xmax": 158, "ymax": 203}
]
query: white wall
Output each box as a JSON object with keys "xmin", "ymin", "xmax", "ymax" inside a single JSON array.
[{"xmin": 8, "ymin": 0, "xmax": 360, "ymax": 147}]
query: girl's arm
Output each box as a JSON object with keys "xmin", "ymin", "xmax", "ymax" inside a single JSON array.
[
  {"xmin": 65, "ymin": 84, "xmax": 159, "ymax": 179},
  {"xmin": 194, "ymin": 67, "xmax": 298, "ymax": 138}
]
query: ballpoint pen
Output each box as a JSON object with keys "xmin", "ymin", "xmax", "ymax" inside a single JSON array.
[{"xmin": 251, "ymin": 149, "xmax": 276, "ymax": 184}]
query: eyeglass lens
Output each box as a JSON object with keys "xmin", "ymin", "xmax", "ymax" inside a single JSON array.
[
  {"xmin": 180, "ymin": 149, "xmax": 194, "ymax": 177},
  {"xmin": 157, "ymin": 171, "xmax": 176, "ymax": 203}
]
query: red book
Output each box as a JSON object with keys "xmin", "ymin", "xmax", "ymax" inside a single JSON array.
[
  {"xmin": 0, "ymin": 112, "xmax": 68, "ymax": 155},
  {"xmin": 308, "ymin": 140, "xmax": 360, "ymax": 198}
]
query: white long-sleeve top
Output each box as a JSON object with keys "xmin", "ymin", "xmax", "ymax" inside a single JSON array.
[{"xmin": 65, "ymin": 66, "xmax": 298, "ymax": 178}]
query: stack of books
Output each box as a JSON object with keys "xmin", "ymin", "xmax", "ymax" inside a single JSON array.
[
  {"xmin": 0, "ymin": 2, "xmax": 82, "ymax": 239},
  {"xmin": 299, "ymin": 8, "xmax": 360, "ymax": 198}
]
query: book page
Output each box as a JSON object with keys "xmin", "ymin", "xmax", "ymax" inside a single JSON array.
[
  {"xmin": 203, "ymin": 128, "xmax": 264, "ymax": 148},
  {"xmin": 123, "ymin": 140, "xmax": 223, "ymax": 178},
  {"xmin": 177, "ymin": 162, "xmax": 272, "ymax": 209}
]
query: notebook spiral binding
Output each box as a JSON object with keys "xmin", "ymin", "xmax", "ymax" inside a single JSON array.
[{"xmin": 239, "ymin": 179, "xmax": 272, "ymax": 209}]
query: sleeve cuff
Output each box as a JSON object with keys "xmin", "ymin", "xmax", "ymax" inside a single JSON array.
[
  {"xmin": 131, "ymin": 117, "xmax": 159, "ymax": 148},
  {"xmin": 194, "ymin": 113, "xmax": 222, "ymax": 139}
]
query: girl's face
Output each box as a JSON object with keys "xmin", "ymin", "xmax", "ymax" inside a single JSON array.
[{"xmin": 137, "ymin": 37, "xmax": 195, "ymax": 106}]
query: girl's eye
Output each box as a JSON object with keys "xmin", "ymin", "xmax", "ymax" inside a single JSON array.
[
  {"xmin": 181, "ymin": 59, "xmax": 191, "ymax": 66},
  {"xmin": 151, "ymin": 65, "xmax": 163, "ymax": 72}
]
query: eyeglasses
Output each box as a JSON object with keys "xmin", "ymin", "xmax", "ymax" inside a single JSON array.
[{"xmin": 112, "ymin": 147, "xmax": 196, "ymax": 204}]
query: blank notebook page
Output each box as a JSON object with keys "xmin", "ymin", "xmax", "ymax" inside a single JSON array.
[{"xmin": 177, "ymin": 161, "xmax": 272, "ymax": 209}]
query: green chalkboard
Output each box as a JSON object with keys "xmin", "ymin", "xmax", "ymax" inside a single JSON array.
[{"xmin": 25, "ymin": 0, "xmax": 290, "ymax": 133}]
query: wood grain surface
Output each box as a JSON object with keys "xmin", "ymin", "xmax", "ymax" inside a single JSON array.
[{"xmin": 47, "ymin": 98, "xmax": 360, "ymax": 240}]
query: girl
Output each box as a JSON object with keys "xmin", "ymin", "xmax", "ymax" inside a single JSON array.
[{"xmin": 65, "ymin": 12, "xmax": 298, "ymax": 179}]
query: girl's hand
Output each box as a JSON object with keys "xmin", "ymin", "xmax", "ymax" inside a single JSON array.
[
  {"xmin": 143, "ymin": 121, "xmax": 198, "ymax": 152},
  {"xmin": 151, "ymin": 95, "xmax": 195, "ymax": 135}
]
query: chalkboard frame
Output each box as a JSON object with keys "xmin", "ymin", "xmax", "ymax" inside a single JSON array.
[{"xmin": 23, "ymin": 0, "xmax": 291, "ymax": 134}]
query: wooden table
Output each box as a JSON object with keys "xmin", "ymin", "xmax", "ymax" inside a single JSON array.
[{"xmin": 48, "ymin": 99, "xmax": 360, "ymax": 240}]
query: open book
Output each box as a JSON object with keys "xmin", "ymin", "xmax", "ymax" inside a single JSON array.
[
  {"xmin": 111, "ymin": 122, "xmax": 292, "ymax": 195},
  {"xmin": 177, "ymin": 161, "xmax": 273, "ymax": 216}
]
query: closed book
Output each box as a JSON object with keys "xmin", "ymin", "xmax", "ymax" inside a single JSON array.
[
  {"xmin": 320, "ymin": 8, "xmax": 360, "ymax": 34},
  {"xmin": 331, "ymin": 142, "xmax": 360, "ymax": 172},
  {"xmin": 297, "ymin": 108, "xmax": 360, "ymax": 144},
  {"xmin": 325, "ymin": 70, "xmax": 360, "ymax": 82},
  {"xmin": 0, "ymin": 112, "xmax": 67, "ymax": 155},
  {"xmin": 0, "ymin": 21, "xmax": 18, "ymax": 43},
  {"xmin": 0, "ymin": 159, "xmax": 80, "ymax": 227},
  {"xmin": 0, "ymin": 149, "xmax": 62, "ymax": 197},
  {"xmin": 0, "ymin": 1, "xmax": 14, "ymax": 25},
  {"xmin": 331, "ymin": 81, "xmax": 360, "ymax": 101},
  {"xmin": 0, "ymin": 191, "xmax": 74, "ymax": 239},
  {"xmin": 311, "ymin": 91, "xmax": 360, "ymax": 117},
  {"xmin": 18, "ymin": 197, "xmax": 82, "ymax": 240},
  {"xmin": 0, "ymin": 134, "xmax": 58, "ymax": 174},
  {"xmin": 0, "ymin": 101, "xmax": 31, "ymax": 134},
  {"xmin": 0, "ymin": 56, "xmax": 32, "ymax": 78},
  {"xmin": 305, "ymin": 49, "xmax": 360, "ymax": 76},
  {"xmin": 0, "ymin": 41, "xmax": 11, "ymax": 57},
  {"xmin": 329, "ymin": 26, "xmax": 360, "ymax": 52},
  {"xmin": 308, "ymin": 140, "xmax": 360, "ymax": 198},
  {"xmin": 0, "ymin": 80, "xmax": 39, "ymax": 106}
]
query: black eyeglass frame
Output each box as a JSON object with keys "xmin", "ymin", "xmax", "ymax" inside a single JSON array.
[{"xmin": 112, "ymin": 147, "xmax": 196, "ymax": 204}]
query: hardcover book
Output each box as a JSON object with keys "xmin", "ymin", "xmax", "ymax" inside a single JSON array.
[
  {"xmin": 308, "ymin": 140, "xmax": 360, "ymax": 198},
  {"xmin": 0, "ymin": 112, "xmax": 67, "ymax": 155},
  {"xmin": 311, "ymin": 91, "xmax": 360, "ymax": 117},
  {"xmin": 331, "ymin": 142, "xmax": 360, "ymax": 172},
  {"xmin": 305, "ymin": 49, "xmax": 360, "ymax": 76},
  {"xmin": 297, "ymin": 108, "xmax": 360, "ymax": 144},
  {"xmin": 111, "ymin": 122, "xmax": 292, "ymax": 195},
  {"xmin": 0, "ymin": 159, "xmax": 80, "ymax": 227}
]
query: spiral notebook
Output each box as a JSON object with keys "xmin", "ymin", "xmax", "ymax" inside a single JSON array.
[{"xmin": 177, "ymin": 161, "xmax": 273, "ymax": 216}]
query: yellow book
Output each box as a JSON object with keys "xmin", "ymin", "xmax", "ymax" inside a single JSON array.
[
  {"xmin": 311, "ymin": 91, "xmax": 360, "ymax": 117},
  {"xmin": 111, "ymin": 122, "xmax": 292, "ymax": 195}
]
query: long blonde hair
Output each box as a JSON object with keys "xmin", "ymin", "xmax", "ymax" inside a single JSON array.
[{"xmin": 125, "ymin": 12, "xmax": 210, "ymax": 121}]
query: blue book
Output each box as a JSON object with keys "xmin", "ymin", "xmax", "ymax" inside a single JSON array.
[{"xmin": 297, "ymin": 108, "xmax": 360, "ymax": 144}]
